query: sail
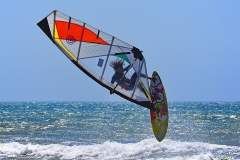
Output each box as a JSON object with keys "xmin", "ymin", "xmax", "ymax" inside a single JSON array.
[{"xmin": 37, "ymin": 10, "xmax": 154, "ymax": 110}]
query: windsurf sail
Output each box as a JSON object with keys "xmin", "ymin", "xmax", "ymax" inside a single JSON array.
[{"xmin": 37, "ymin": 10, "xmax": 154, "ymax": 110}]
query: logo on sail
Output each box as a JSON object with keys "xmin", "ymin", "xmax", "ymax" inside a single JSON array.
[{"xmin": 66, "ymin": 35, "xmax": 76, "ymax": 45}]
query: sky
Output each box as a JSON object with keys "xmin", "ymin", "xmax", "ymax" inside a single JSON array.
[{"xmin": 0, "ymin": 0, "xmax": 239, "ymax": 102}]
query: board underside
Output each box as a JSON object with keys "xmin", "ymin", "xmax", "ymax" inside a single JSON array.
[{"xmin": 150, "ymin": 71, "xmax": 168, "ymax": 142}]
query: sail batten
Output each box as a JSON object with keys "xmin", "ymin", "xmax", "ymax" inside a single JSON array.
[
  {"xmin": 101, "ymin": 36, "xmax": 115, "ymax": 80},
  {"xmin": 77, "ymin": 23, "xmax": 86, "ymax": 60}
]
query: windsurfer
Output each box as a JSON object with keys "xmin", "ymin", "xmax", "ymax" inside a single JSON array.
[{"xmin": 110, "ymin": 58, "xmax": 154, "ymax": 91}]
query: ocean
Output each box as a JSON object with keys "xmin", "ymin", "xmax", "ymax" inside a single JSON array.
[{"xmin": 0, "ymin": 101, "xmax": 239, "ymax": 160}]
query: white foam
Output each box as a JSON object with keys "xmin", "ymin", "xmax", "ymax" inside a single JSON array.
[
  {"xmin": 0, "ymin": 139, "xmax": 239, "ymax": 159},
  {"xmin": 230, "ymin": 115, "xmax": 239, "ymax": 119}
]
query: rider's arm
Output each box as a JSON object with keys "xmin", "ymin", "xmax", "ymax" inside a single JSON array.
[
  {"xmin": 123, "ymin": 65, "xmax": 131, "ymax": 72},
  {"xmin": 111, "ymin": 74, "xmax": 116, "ymax": 84}
]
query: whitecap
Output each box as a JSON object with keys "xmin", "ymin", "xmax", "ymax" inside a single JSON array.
[
  {"xmin": 0, "ymin": 139, "xmax": 239, "ymax": 160},
  {"xmin": 230, "ymin": 115, "xmax": 238, "ymax": 119}
]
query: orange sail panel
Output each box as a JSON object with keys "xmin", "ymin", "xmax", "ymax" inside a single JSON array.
[{"xmin": 55, "ymin": 21, "xmax": 108, "ymax": 45}]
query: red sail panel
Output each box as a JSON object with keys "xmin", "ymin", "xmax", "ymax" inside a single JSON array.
[{"xmin": 55, "ymin": 21, "xmax": 108, "ymax": 45}]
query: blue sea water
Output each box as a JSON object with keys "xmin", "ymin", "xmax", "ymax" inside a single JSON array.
[{"xmin": 0, "ymin": 101, "xmax": 239, "ymax": 159}]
